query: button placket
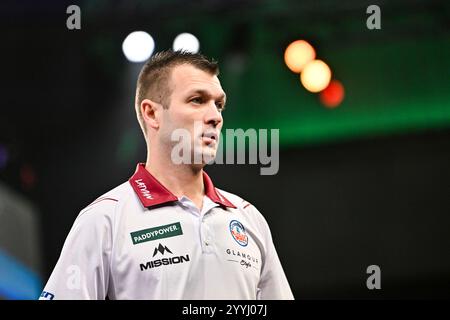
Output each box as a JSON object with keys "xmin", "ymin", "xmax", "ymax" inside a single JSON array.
[
  {"xmin": 199, "ymin": 197, "xmax": 219, "ymax": 253},
  {"xmin": 200, "ymin": 216, "xmax": 214, "ymax": 253}
]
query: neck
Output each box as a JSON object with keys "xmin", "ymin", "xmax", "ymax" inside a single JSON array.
[{"xmin": 146, "ymin": 148, "xmax": 205, "ymax": 203}]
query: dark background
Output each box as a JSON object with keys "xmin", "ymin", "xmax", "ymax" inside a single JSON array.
[{"xmin": 0, "ymin": 0, "xmax": 449, "ymax": 299}]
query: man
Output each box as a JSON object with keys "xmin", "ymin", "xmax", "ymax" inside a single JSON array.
[{"xmin": 40, "ymin": 50, "xmax": 293, "ymax": 300}]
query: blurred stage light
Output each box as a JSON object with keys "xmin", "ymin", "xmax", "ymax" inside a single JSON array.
[
  {"xmin": 122, "ymin": 31, "xmax": 155, "ymax": 63},
  {"xmin": 0, "ymin": 145, "xmax": 8, "ymax": 169},
  {"xmin": 284, "ymin": 40, "xmax": 316, "ymax": 73},
  {"xmin": 300, "ymin": 60, "xmax": 332, "ymax": 93},
  {"xmin": 173, "ymin": 33, "xmax": 200, "ymax": 53},
  {"xmin": 320, "ymin": 80, "xmax": 345, "ymax": 108},
  {"xmin": 20, "ymin": 164, "xmax": 36, "ymax": 190}
]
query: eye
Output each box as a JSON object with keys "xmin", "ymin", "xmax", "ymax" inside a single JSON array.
[
  {"xmin": 190, "ymin": 97, "xmax": 203, "ymax": 104},
  {"xmin": 216, "ymin": 101, "xmax": 225, "ymax": 111}
]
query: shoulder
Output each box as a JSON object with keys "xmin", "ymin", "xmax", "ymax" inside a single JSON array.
[
  {"xmin": 216, "ymin": 188, "xmax": 269, "ymax": 226},
  {"xmin": 75, "ymin": 181, "xmax": 133, "ymax": 224},
  {"xmin": 216, "ymin": 188, "xmax": 253, "ymax": 210}
]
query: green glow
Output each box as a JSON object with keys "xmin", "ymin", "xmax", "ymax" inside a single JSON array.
[{"xmin": 218, "ymin": 35, "xmax": 450, "ymax": 146}]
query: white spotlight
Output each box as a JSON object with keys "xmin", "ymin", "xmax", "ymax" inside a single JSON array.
[
  {"xmin": 122, "ymin": 31, "xmax": 155, "ymax": 63},
  {"xmin": 173, "ymin": 33, "xmax": 200, "ymax": 53}
]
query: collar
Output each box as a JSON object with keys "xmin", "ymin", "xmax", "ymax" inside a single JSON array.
[{"xmin": 129, "ymin": 163, "xmax": 236, "ymax": 209}]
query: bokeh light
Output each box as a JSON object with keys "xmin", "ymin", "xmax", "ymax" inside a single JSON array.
[
  {"xmin": 319, "ymin": 80, "xmax": 345, "ymax": 108},
  {"xmin": 300, "ymin": 59, "xmax": 332, "ymax": 93},
  {"xmin": 173, "ymin": 33, "xmax": 200, "ymax": 53},
  {"xmin": 122, "ymin": 31, "xmax": 155, "ymax": 63},
  {"xmin": 284, "ymin": 40, "xmax": 316, "ymax": 73},
  {"xmin": 20, "ymin": 164, "xmax": 36, "ymax": 190},
  {"xmin": 0, "ymin": 144, "xmax": 8, "ymax": 169}
]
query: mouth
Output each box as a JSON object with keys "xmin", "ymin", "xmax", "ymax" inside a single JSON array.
[{"xmin": 201, "ymin": 132, "xmax": 218, "ymax": 144}]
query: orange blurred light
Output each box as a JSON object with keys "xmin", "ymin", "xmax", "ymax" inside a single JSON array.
[
  {"xmin": 300, "ymin": 59, "xmax": 332, "ymax": 93},
  {"xmin": 284, "ymin": 40, "xmax": 316, "ymax": 73},
  {"xmin": 319, "ymin": 80, "xmax": 345, "ymax": 108}
]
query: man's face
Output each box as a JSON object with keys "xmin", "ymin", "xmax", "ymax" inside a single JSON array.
[{"xmin": 158, "ymin": 64, "xmax": 226, "ymax": 165}]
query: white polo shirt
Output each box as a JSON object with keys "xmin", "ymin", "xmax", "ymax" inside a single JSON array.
[{"xmin": 40, "ymin": 163, "xmax": 294, "ymax": 300}]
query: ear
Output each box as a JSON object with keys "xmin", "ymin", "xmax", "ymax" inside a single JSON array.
[{"xmin": 140, "ymin": 98, "xmax": 162, "ymax": 130}]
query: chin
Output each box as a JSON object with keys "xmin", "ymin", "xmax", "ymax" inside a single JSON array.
[
  {"xmin": 191, "ymin": 149, "xmax": 216, "ymax": 165},
  {"xmin": 203, "ymin": 152, "xmax": 217, "ymax": 165},
  {"xmin": 203, "ymin": 146, "xmax": 218, "ymax": 160}
]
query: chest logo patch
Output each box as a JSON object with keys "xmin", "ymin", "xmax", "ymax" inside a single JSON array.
[
  {"xmin": 229, "ymin": 220, "xmax": 248, "ymax": 247},
  {"xmin": 130, "ymin": 222, "xmax": 183, "ymax": 245}
]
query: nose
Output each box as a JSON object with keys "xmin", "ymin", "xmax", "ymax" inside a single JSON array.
[{"xmin": 205, "ymin": 101, "xmax": 223, "ymax": 127}]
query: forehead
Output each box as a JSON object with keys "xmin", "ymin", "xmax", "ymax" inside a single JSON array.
[{"xmin": 170, "ymin": 64, "xmax": 224, "ymax": 96}]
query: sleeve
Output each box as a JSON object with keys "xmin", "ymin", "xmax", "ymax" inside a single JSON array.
[
  {"xmin": 39, "ymin": 206, "xmax": 113, "ymax": 300},
  {"xmin": 249, "ymin": 205, "xmax": 294, "ymax": 300}
]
